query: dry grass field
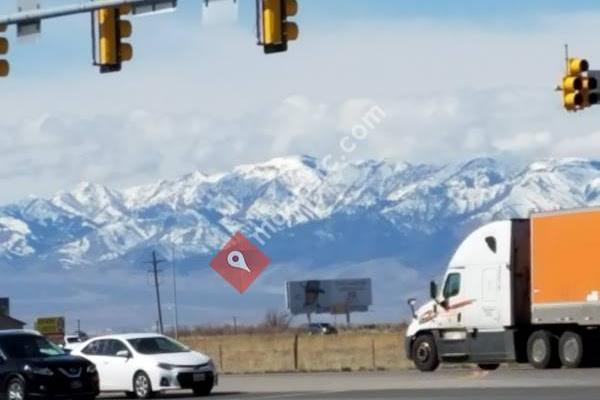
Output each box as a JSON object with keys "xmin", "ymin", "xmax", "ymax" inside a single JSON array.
[{"xmin": 181, "ymin": 328, "xmax": 411, "ymax": 374}]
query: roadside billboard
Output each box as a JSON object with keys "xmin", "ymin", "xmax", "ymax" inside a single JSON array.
[
  {"xmin": 286, "ymin": 279, "xmax": 372, "ymax": 315},
  {"xmin": 34, "ymin": 316, "xmax": 65, "ymax": 335}
]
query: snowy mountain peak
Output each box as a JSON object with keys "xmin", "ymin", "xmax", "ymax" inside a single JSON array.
[
  {"xmin": 1, "ymin": 155, "xmax": 600, "ymax": 269},
  {"xmin": 233, "ymin": 155, "xmax": 321, "ymax": 180}
]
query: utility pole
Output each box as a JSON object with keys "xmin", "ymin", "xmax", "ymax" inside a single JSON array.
[
  {"xmin": 171, "ymin": 245, "xmax": 180, "ymax": 340},
  {"xmin": 145, "ymin": 250, "xmax": 166, "ymax": 334}
]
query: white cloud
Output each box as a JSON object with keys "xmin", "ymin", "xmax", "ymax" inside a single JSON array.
[
  {"xmin": 552, "ymin": 132, "xmax": 600, "ymax": 158},
  {"xmin": 493, "ymin": 131, "xmax": 553, "ymax": 152},
  {"xmin": 2, "ymin": 14, "xmax": 600, "ymax": 202}
]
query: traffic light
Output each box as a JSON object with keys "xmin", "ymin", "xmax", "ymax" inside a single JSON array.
[
  {"xmin": 97, "ymin": 5, "xmax": 133, "ymax": 73},
  {"xmin": 0, "ymin": 25, "xmax": 9, "ymax": 77},
  {"xmin": 260, "ymin": 0, "xmax": 299, "ymax": 54},
  {"xmin": 561, "ymin": 57, "xmax": 598, "ymax": 111}
]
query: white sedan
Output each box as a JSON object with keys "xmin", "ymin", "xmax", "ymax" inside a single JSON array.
[{"xmin": 71, "ymin": 333, "xmax": 217, "ymax": 398}]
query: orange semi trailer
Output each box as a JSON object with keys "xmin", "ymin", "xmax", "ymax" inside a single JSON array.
[
  {"xmin": 532, "ymin": 210, "xmax": 600, "ymax": 322},
  {"xmin": 406, "ymin": 208, "xmax": 600, "ymax": 371}
]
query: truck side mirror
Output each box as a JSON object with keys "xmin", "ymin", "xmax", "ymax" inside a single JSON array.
[
  {"xmin": 407, "ymin": 298, "xmax": 417, "ymax": 319},
  {"xmin": 429, "ymin": 281, "xmax": 438, "ymax": 300}
]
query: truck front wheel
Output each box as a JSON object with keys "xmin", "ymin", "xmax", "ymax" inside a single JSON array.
[
  {"xmin": 559, "ymin": 331, "xmax": 584, "ymax": 368},
  {"xmin": 412, "ymin": 334, "xmax": 440, "ymax": 372},
  {"xmin": 527, "ymin": 330, "xmax": 560, "ymax": 369}
]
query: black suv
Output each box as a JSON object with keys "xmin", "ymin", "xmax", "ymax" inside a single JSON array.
[{"xmin": 0, "ymin": 330, "xmax": 99, "ymax": 400}]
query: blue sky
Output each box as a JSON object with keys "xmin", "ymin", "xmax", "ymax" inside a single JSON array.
[{"xmin": 295, "ymin": 0, "xmax": 600, "ymax": 21}]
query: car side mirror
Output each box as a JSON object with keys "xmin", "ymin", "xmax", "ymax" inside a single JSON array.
[
  {"xmin": 407, "ymin": 298, "xmax": 417, "ymax": 319},
  {"xmin": 116, "ymin": 350, "xmax": 131, "ymax": 358}
]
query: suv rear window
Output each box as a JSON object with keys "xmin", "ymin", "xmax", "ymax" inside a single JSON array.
[{"xmin": 0, "ymin": 335, "xmax": 65, "ymax": 358}]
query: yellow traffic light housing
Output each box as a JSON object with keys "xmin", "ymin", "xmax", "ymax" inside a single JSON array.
[
  {"xmin": 261, "ymin": 0, "xmax": 299, "ymax": 54},
  {"xmin": 560, "ymin": 53, "xmax": 598, "ymax": 112},
  {"xmin": 97, "ymin": 5, "xmax": 133, "ymax": 73},
  {"xmin": 0, "ymin": 24, "xmax": 9, "ymax": 78}
]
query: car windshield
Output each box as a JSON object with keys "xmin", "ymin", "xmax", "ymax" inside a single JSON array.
[
  {"xmin": 128, "ymin": 337, "xmax": 189, "ymax": 354},
  {"xmin": 0, "ymin": 335, "xmax": 66, "ymax": 359}
]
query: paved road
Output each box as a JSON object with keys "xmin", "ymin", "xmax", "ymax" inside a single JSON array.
[{"xmin": 105, "ymin": 368, "xmax": 600, "ymax": 399}]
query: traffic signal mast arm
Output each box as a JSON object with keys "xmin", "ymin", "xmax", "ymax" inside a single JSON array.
[
  {"xmin": 0, "ymin": 0, "xmax": 297, "ymax": 77},
  {"xmin": 0, "ymin": 0, "xmax": 172, "ymax": 77},
  {"xmin": 0, "ymin": 0, "xmax": 173, "ymax": 26}
]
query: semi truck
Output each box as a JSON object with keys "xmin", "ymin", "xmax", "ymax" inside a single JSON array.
[{"xmin": 405, "ymin": 208, "xmax": 600, "ymax": 371}]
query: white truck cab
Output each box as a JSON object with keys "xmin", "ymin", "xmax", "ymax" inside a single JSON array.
[
  {"xmin": 407, "ymin": 210, "xmax": 600, "ymax": 371},
  {"xmin": 406, "ymin": 220, "xmax": 532, "ymax": 371}
]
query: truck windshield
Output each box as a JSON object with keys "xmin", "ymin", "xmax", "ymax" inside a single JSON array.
[
  {"xmin": 0, "ymin": 335, "xmax": 65, "ymax": 359},
  {"xmin": 443, "ymin": 273, "xmax": 461, "ymax": 298}
]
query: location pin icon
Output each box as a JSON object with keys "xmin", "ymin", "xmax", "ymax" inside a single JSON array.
[{"xmin": 227, "ymin": 250, "xmax": 251, "ymax": 272}]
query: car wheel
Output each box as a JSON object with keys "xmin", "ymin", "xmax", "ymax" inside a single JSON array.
[
  {"xmin": 193, "ymin": 383, "xmax": 214, "ymax": 397},
  {"xmin": 527, "ymin": 330, "xmax": 560, "ymax": 369},
  {"xmin": 7, "ymin": 378, "xmax": 25, "ymax": 400},
  {"xmin": 412, "ymin": 334, "xmax": 440, "ymax": 372},
  {"xmin": 133, "ymin": 372, "xmax": 154, "ymax": 399}
]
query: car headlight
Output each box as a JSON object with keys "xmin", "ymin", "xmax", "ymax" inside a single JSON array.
[
  {"xmin": 157, "ymin": 363, "xmax": 176, "ymax": 370},
  {"xmin": 87, "ymin": 364, "xmax": 97, "ymax": 374},
  {"xmin": 24, "ymin": 365, "xmax": 54, "ymax": 376}
]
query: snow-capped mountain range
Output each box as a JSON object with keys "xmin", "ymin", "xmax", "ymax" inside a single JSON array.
[{"xmin": 1, "ymin": 155, "xmax": 600, "ymax": 271}]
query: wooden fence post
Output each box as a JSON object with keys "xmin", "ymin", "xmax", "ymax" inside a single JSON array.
[
  {"xmin": 294, "ymin": 334, "xmax": 299, "ymax": 370},
  {"xmin": 371, "ymin": 338, "xmax": 376, "ymax": 369},
  {"xmin": 219, "ymin": 344, "xmax": 224, "ymax": 373}
]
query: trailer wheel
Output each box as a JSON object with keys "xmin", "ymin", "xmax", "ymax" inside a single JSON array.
[
  {"xmin": 559, "ymin": 331, "xmax": 584, "ymax": 368},
  {"xmin": 527, "ymin": 330, "xmax": 560, "ymax": 369},
  {"xmin": 412, "ymin": 334, "xmax": 440, "ymax": 372}
]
